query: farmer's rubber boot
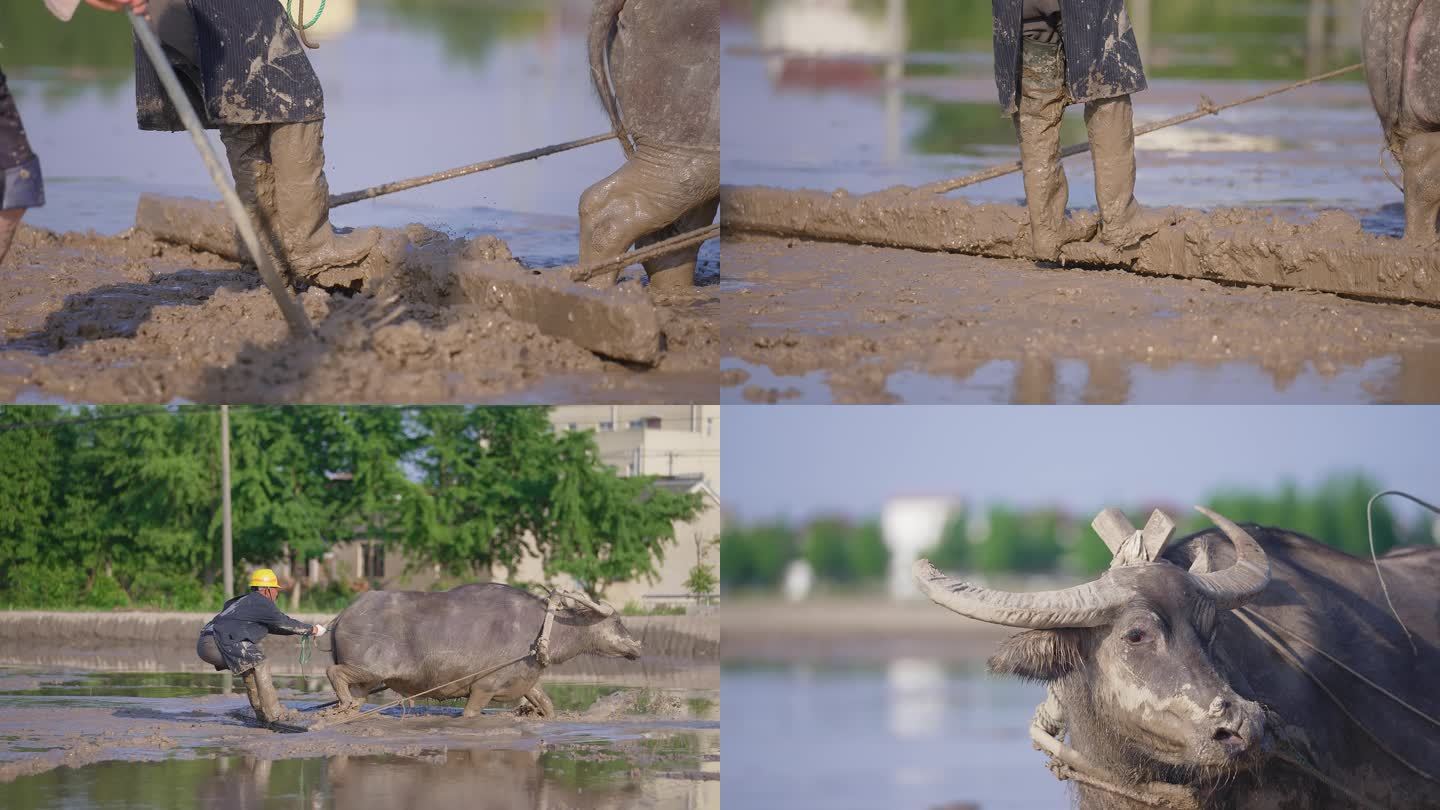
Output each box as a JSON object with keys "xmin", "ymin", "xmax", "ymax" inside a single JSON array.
[
  {"xmin": 219, "ymin": 124, "xmax": 283, "ymax": 269},
  {"xmin": 1013, "ymin": 39, "xmax": 1091, "ymax": 261},
  {"xmin": 1084, "ymin": 95, "xmax": 1169, "ymax": 249},
  {"xmin": 245, "ymin": 660, "xmax": 291, "ymax": 725},
  {"xmin": 268, "ymin": 121, "xmax": 378, "ymax": 280},
  {"xmin": 240, "ymin": 667, "xmax": 267, "ymax": 723}
]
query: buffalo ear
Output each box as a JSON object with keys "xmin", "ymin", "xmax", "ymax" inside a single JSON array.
[{"xmin": 987, "ymin": 629, "xmax": 1084, "ymax": 682}]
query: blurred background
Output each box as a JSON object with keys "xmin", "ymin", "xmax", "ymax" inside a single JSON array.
[
  {"xmin": 721, "ymin": 0, "xmax": 1396, "ymax": 226},
  {"xmin": 0, "ymin": 0, "xmax": 723, "ymax": 272},
  {"xmin": 721, "ymin": 405, "xmax": 1439, "ymax": 810}
]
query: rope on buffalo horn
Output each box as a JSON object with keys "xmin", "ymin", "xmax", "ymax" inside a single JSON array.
[
  {"xmin": 533, "ymin": 593, "xmax": 559, "ymax": 667},
  {"xmin": 1029, "ymin": 721, "xmax": 1201, "ymax": 809}
]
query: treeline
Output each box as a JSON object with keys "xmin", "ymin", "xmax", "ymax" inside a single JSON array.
[
  {"xmin": 721, "ymin": 474, "xmax": 1434, "ymax": 591},
  {"xmin": 0, "ymin": 406, "xmax": 701, "ymax": 610}
]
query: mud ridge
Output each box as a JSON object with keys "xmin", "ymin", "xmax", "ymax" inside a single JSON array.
[{"xmin": 721, "ymin": 184, "xmax": 1440, "ymax": 305}]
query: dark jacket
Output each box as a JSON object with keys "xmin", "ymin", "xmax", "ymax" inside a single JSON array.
[
  {"xmin": 200, "ymin": 591, "xmax": 312, "ymax": 673},
  {"xmin": 991, "ymin": 0, "xmax": 1147, "ymax": 115},
  {"xmin": 134, "ymin": 0, "xmax": 325, "ymax": 132}
]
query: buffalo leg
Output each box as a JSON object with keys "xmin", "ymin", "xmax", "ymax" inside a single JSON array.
[
  {"xmin": 637, "ymin": 197, "xmax": 719, "ymax": 289},
  {"xmin": 326, "ymin": 663, "xmax": 381, "ymax": 710},
  {"xmin": 462, "ymin": 688, "xmax": 494, "ymax": 718},
  {"xmin": 579, "ymin": 161, "xmax": 689, "ymax": 287},
  {"xmin": 578, "ymin": 143, "xmax": 716, "ymax": 289},
  {"xmin": 522, "ymin": 685, "xmax": 555, "ymax": 718},
  {"xmin": 1401, "ymin": 131, "xmax": 1440, "ymax": 243}
]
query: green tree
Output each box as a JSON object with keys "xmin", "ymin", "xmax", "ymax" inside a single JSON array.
[
  {"xmin": 684, "ymin": 535, "xmax": 719, "ymax": 599},
  {"xmin": 399, "ymin": 407, "xmax": 702, "ymax": 599},
  {"xmin": 719, "ymin": 520, "xmax": 797, "ymax": 590}
]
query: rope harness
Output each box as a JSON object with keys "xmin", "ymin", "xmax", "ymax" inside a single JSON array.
[
  {"xmin": 310, "ymin": 589, "xmax": 596, "ymax": 731},
  {"xmin": 287, "ymin": 0, "xmax": 326, "ymax": 50}
]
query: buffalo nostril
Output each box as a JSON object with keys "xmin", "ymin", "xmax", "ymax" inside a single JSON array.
[{"xmin": 1213, "ymin": 728, "xmax": 1235, "ymax": 743}]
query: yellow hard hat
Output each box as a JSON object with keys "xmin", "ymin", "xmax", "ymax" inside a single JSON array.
[{"xmin": 248, "ymin": 569, "xmax": 283, "ymax": 589}]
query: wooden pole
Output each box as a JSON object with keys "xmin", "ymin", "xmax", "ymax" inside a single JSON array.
[{"xmin": 220, "ymin": 405, "xmax": 233, "ymax": 601}]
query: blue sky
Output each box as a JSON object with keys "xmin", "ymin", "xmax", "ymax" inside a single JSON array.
[{"xmin": 723, "ymin": 407, "xmax": 1439, "ymax": 522}]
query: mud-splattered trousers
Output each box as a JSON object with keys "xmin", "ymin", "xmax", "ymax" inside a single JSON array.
[
  {"xmin": 1003, "ymin": 4, "xmax": 1162, "ymax": 258},
  {"xmin": 0, "ymin": 69, "xmax": 44, "ymax": 211},
  {"xmin": 991, "ymin": 0, "xmax": 1146, "ymax": 117},
  {"xmin": 133, "ymin": 0, "xmax": 375, "ymax": 277}
]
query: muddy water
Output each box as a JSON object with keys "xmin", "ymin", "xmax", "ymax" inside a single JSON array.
[
  {"xmin": 724, "ymin": 660, "xmax": 1062, "ymax": 810},
  {"xmin": 719, "ymin": 0, "xmax": 1438, "ymax": 403},
  {"xmin": 0, "ymin": 669, "xmax": 720, "ymax": 809},
  {"xmin": 1, "ymin": 0, "xmax": 717, "ymax": 403}
]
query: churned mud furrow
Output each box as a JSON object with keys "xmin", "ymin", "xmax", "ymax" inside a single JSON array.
[
  {"xmin": 719, "ymin": 234, "xmax": 1440, "ymax": 404},
  {"xmin": 721, "ymin": 184, "xmax": 1440, "ymax": 305},
  {"xmin": 0, "ymin": 225, "xmax": 718, "ymax": 403}
]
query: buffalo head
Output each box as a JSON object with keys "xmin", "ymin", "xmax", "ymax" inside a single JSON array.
[
  {"xmin": 564, "ymin": 592, "xmax": 643, "ymax": 661},
  {"xmin": 914, "ymin": 506, "xmax": 1270, "ymax": 771}
]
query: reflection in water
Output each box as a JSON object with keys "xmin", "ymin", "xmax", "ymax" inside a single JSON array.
[
  {"xmin": 725, "ymin": 661, "xmax": 1060, "ymax": 810},
  {"xmin": 886, "ymin": 658, "xmax": 944, "ymax": 739},
  {"xmin": 0, "ymin": 739, "xmax": 718, "ymax": 810},
  {"xmin": 721, "ymin": 355, "xmax": 1412, "ymax": 404}
]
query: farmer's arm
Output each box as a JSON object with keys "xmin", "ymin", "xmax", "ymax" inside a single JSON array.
[
  {"xmin": 45, "ymin": 0, "xmax": 148, "ymax": 21},
  {"xmin": 251, "ymin": 597, "xmax": 315, "ymax": 636}
]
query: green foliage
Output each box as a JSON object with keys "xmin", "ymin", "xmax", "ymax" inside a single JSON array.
[
  {"xmin": 684, "ymin": 535, "xmax": 719, "ymax": 598},
  {"xmin": 0, "ymin": 405, "xmax": 700, "ymax": 609},
  {"xmin": 296, "ymin": 581, "xmax": 359, "ymax": 614},
  {"xmin": 719, "ymin": 520, "xmax": 799, "ymax": 590},
  {"xmin": 726, "ymin": 471, "xmax": 1435, "ymax": 589},
  {"xmin": 622, "ymin": 602, "xmax": 686, "ymax": 616},
  {"xmin": 925, "ymin": 513, "xmax": 970, "ymax": 570},
  {"xmin": 400, "ymin": 408, "xmax": 702, "ymax": 598},
  {"xmin": 803, "ymin": 518, "xmax": 889, "ymax": 584}
]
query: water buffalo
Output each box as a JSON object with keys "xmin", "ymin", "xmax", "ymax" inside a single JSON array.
[
  {"xmin": 1364, "ymin": 0, "xmax": 1440, "ymax": 242},
  {"xmin": 581, "ymin": 0, "xmax": 719, "ymax": 289},
  {"xmin": 915, "ymin": 506, "xmax": 1440, "ymax": 809},
  {"xmin": 325, "ymin": 583, "xmax": 642, "ymax": 718}
]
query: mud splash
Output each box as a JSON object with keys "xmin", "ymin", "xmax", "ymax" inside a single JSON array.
[
  {"xmin": 721, "ymin": 184, "xmax": 1440, "ymax": 304},
  {"xmin": 719, "ymin": 234, "xmax": 1440, "ymax": 404},
  {"xmin": 0, "ymin": 225, "xmax": 718, "ymax": 403}
]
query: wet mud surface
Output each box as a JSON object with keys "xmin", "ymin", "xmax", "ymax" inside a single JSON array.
[
  {"xmin": 0, "ymin": 669, "xmax": 719, "ymax": 809},
  {"xmin": 0, "ymin": 226, "xmax": 718, "ymax": 404},
  {"xmin": 720, "ymin": 234, "xmax": 1440, "ymax": 403}
]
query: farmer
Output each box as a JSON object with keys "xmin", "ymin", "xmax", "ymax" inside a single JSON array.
[
  {"xmin": 994, "ymin": 0, "xmax": 1167, "ymax": 261},
  {"xmin": 1, "ymin": 1, "xmax": 149, "ymax": 266},
  {"xmin": 197, "ymin": 569, "xmax": 326, "ymax": 727}
]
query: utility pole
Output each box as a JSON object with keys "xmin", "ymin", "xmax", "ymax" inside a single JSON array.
[{"xmin": 221, "ymin": 405, "xmax": 233, "ymax": 600}]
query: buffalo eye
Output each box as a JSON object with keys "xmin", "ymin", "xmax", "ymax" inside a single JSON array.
[{"xmin": 1123, "ymin": 628, "xmax": 1148, "ymax": 644}]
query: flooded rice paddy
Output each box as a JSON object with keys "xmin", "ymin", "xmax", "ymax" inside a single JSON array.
[
  {"xmin": 723, "ymin": 660, "xmax": 1062, "ymax": 810},
  {"xmin": 0, "ymin": 668, "xmax": 719, "ymax": 810}
]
